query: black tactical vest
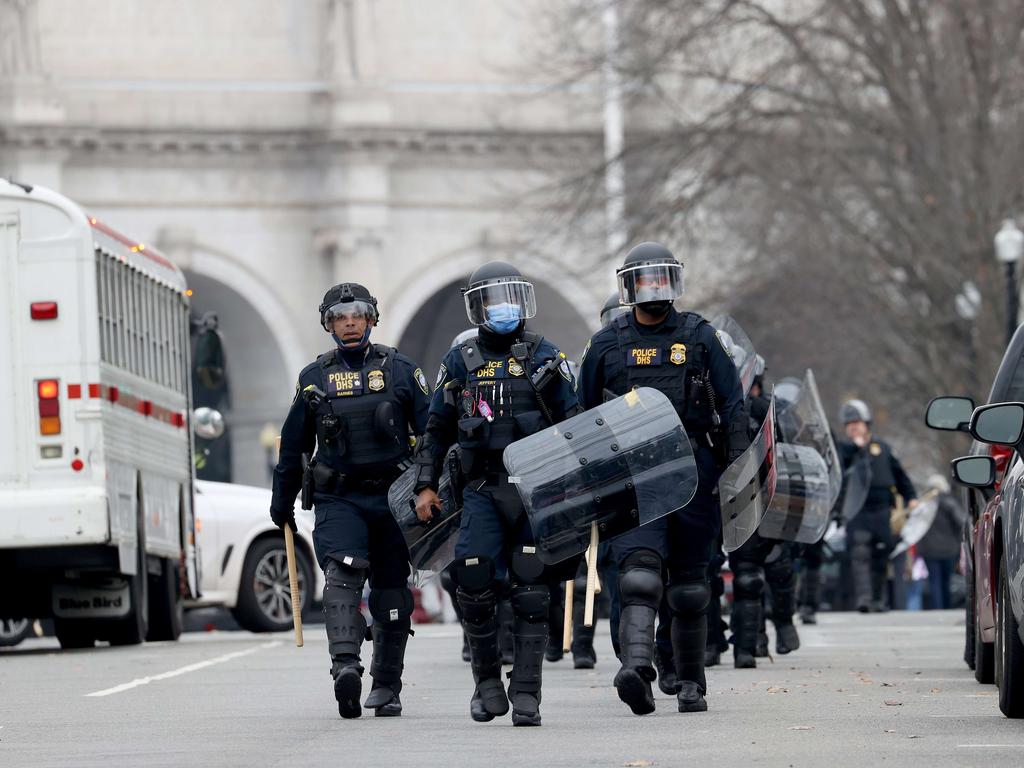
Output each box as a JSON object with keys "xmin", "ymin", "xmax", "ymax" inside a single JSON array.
[
  {"xmin": 454, "ymin": 333, "xmax": 548, "ymax": 478},
  {"xmin": 313, "ymin": 344, "xmax": 409, "ymax": 475},
  {"xmin": 607, "ymin": 312, "xmax": 716, "ymax": 434}
]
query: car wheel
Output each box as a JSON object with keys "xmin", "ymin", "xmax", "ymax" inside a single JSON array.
[
  {"xmin": 0, "ymin": 618, "xmax": 33, "ymax": 647},
  {"xmin": 998, "ymin": 557, "xmax": 1024, "ymax": 717},
  {"xmin": 976, "ymin": 604, "xmax": 995, "ymax": 684},
  {"xmin": 232, "ymin": 536, "xmax": 311, "ymax": 633}
]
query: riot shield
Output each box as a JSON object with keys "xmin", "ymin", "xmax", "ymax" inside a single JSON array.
[
  {"xmin": 757, "ymin": 442, "xmax": 832, "ymax": 544},
  {"xmin": 502, "ymin": 387, "xmax": 697, "ymax": 565},
  {"xmin": 890, "ymin": 495, "xmax": 940, "ymax": 558},
  {"xmin": 840, "ymin": 455, "xmax": 872, "ymax": 524},
  {"xmin": 710, "ymin": 315, "xmax": 760, "ymax": 397},
  {"xmin": 720, "ymin": 396, "xmax": 778, "ymax": 552},
  {"xmin": 388, "ymin": 451, "xmax": 462, "ymax": 575},
  {"xmin": 774, "ymin": 369, "xmax": 843, "ymax": 512}
]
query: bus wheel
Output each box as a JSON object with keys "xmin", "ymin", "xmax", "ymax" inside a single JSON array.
[
  {"xmin": 147, "ymin": 558, "xmax": 183, "ymax": 642},
  {"xmin": 55, "ymin": 619, "xmax": 95, "ymax": 650},
  {"xmin": 107, "ymin": 536, "xmax": 149, "ymax": 647}
]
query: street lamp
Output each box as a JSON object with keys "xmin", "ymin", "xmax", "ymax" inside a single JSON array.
[{"xmin": 995, "ymin": 218, "xmax": 1024, "ymax": 347}]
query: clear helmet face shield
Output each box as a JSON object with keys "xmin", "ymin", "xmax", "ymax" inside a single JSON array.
[
  {"xmin": 617, "ymin": 262, "xmax": 685, "ymax": 306},
  {"xmin": 322, "ymin": 299, "xmax": 378, "ymax": 331},
  {"xmin": 463, "ymin": 279, "xmax": 537, "ymax": 326}
]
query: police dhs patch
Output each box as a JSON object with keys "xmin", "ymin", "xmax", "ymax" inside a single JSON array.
[
  {"xmin": 508, "ymin": 358, "xmax": 525, "ymax": 377},
  {"xmin": 414, "ymin": 367, "xmax": 430, "ymax": 395},
  {"xmin": 869, "ymin": 442, "xmax": 882, "ymax": 456},
  {"xmin": 670, "ymin": 343, "xmax": 686, "ymax": 365},
  {"xmin": 435, "ymin": 364, "xmax": 447, "ymax": 389},
  {"xmin": 367, "ymin": 370, "xmax": 385, "ymax": 392}
]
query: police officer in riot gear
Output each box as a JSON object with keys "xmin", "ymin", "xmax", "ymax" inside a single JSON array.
[
  {"xmin": 600, "ymin": 290, "xmax": 631, "ymax": 328},
  {"xmin": 728, "ymin": 372, "xmax": 801, "ymax": 667},
  {"xmin": 839, "ymin": 399, "xmax": 917, "ymax": 612},
  {"xmin": 578, "ymin": 242, "xmax": 746, "ymax": 715},
  {"xmin": 413, "ymin": 262, "xmax": 579, "ymax": 727},
  {"xmin": 270, "ymin": 283, "xmax": 431, "ymax": 719}
]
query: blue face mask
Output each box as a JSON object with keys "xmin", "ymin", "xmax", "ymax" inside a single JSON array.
[{"xmin": 484, "ymin": 303, "xmax": 522, "ymax": 335}]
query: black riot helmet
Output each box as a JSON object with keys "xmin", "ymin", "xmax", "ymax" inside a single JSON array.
[
  {"xmin": 462, "ymin": 261, "xmax": 537, "ymax": 329},
  {"xmin": 599, "ymin": 291, "xmax": 630, "ymax": 326},
  {"xmin": 318, "ymin": 282, "xmax": 380, "ymax": 331},
  {"xmin": 839, "ymin": 399, "xmax": 872, "ymax": 425},
  {"xmin": 616, "ymin": 242, "xmax": 685, "ymax": 312}
]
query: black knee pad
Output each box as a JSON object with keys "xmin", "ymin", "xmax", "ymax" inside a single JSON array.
[
  {"xmin": 732, "ymin": 567, "xmax": 764, "ymax": 600},
  {"xmin": 511, "ymin": 584, "xmax": 550, "ymax": 623},
  {"xmin": 765, "ymin": 554, "xmax": 794, "ymax": 585},
  {"xmin": 324, "ymin": 556, "xmax": 368, "ymax": 590},
  {"xmin": 622, "ymin": 548, "xmax": 662, "ymax": 574},
  {"xmin": 666, "ymin": 579, "xmax": 710, "ymax": 615},
  {"xmin": 457, "ymin": 586, "xmax": 498, "ymax": 625},
  {"xmin": 369, "ymin": 587, "xmax": 414, "ymax": 625},
  {"xmin": 619, "ymin": 556, "xmax": 663, "ymax": 609},
  {"xmin": 510, "ymin": 546, "xmax": 545, "ymax": 583},
  {"xmin": 439, "ymin": 568, "xmax": 456, "ymax": 594},
  {"xmin": 453, "ymin": 555, "xmax": 496, "ymax": 592}
]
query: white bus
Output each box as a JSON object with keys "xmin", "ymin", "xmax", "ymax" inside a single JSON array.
[{"xmin": 0, "ymin": 179, "xmax": 200, "ymax": 648}]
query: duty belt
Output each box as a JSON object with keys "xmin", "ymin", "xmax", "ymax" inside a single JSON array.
[{"xmin": 309, "ymin": 460, "xmax": 404, "ymax": 496}]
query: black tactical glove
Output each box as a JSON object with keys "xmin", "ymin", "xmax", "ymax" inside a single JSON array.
[{"xmin": 270, "ymin": 506, "xmax": 297, "ymax": 532}]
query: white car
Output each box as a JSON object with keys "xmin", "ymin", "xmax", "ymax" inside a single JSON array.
[{"xmin": 191, "ymin": 480, "xmax": 323, "ymax": 633}]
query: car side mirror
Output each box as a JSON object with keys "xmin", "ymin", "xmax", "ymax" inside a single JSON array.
[
  {"xmin": 925, "ymin": 396, "xmax": 975, "ymax": 432},
  {"xmin": 969, "ymin": 402, "xmax": 1024, "ymax": 447},
  {"xmin": 951, "ymin": 455, "xmax": 997, "ymax": 489}
]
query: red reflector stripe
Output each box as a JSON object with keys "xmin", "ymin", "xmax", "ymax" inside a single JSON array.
[
  {"xmin": 86, "ymin": 383, "xmax": 185, "ymax": 428},
  {"xmin": 88, "ymin": 383, "xmax": 101, "ymax": 398},
  {"xmin": 107, "ymin": 386, "xmax": 119, "ymax": 403},
  {"xmin": 68, "ymin": 384, "xmax": 81, "ymax": 399},
  {"xmin": 30, "ymin": 301, "xmax": 58, "ymax": 320},
  {"xmin": 39, "ymin": 399, "xmax": 59, "ymax": 418}
]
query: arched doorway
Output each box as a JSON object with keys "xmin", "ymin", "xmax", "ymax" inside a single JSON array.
[
  {"xmin": 183, "ymin": 270, "xmax": 292, "ymax": 488},
  {"xmin": 397, "ymin": 277, "xmax": 595, "ymax": 379}
]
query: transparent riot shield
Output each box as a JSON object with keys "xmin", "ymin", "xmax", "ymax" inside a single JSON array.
[
  {"xmin": 720, "ymin": 396, "xmax": 778, "ymax": 552},
  {"xmin": 502, "ymin": 387, "xmax": 697, "ymax": 565},
  {"xmin": 840, "ymin": 455, "xmax": 872, "ymax": 525},
  {"xmin": 757, "ymin": 442, "xmax": 832, "ymax": 544},
  {"xmin": 710, "ymin": 315, "xmax": 760, "ymax": 397},
  {"xmin": 774, "ymin": 369, "xmax": 842, "ymax": 512},
  {"xmin": 388, "ymin": 450, "xmax": 462, "ymax": 575},
  {"xmin": 890, "ymin": 495, "xmax": 940, "ymax": 558}
]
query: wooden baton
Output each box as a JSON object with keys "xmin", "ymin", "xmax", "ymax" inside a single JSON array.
[
  {"xmin": 584, "ymin": 522, "xmax": 599, "ymax": 628},
  {"xmin": 276, "ymin": 436, "xmax": 304, "ymax": 647},
  {"xmin": 562, "ymin": 579, "xmax": 574, "ymax": 653}
]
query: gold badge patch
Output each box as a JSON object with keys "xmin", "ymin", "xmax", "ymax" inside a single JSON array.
[
  {"xmin": 670, "ymin": 343, "xmax": 687, "ymax": 365},
  {"xmin": 367, "ymin": 370, "xmax": 385, "ymax": 392},
  {"xmin": 508, "ymin": 358, "xmax": 525, "ymax": 377},
  {"xmin": 869, "ymin": 442, "xmax": 882, "ymax": 456}
]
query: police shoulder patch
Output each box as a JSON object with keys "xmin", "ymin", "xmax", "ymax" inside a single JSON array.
[
  {"xmin": 435, "ymin": 363, "xmax": 447, "ymax": 389},
  {"xmin": 715, "ymin": 330, "xmax": 734, "ymax": 358},
  {"xmin": 414, "ymin": 367, "xmax": 430, "ymax": 395}
]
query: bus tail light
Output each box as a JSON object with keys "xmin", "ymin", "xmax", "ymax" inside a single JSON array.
[
  {"xmin": 30, "ymin": 301, "xmax": 59, "ymax": 320},
  {"xmin": 37, "ymin": 379, "xmax": 61, "ymax": 435}
]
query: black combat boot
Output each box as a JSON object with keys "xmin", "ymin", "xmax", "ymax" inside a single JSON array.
[
  {"xmin": 364, "ymin": 620, "xmax": 409, "ymax": 717},
  {"xmin": 615, "ymin": 603, "xmax": 658, "ymax": 715},
  {"xmin": 671, "ymin": 613, "xmax": 708, "ymax": 712},
  {"xmin": 798, "ymin": 569, "xmax": 820, "ymax": 625},
  {"xmin": 459, "ymin": 588, "xmax": 510, "ymax": 722},
  {"xmin": 731, "ymin": 599, "xmax": 760, "ymax": 669},
  {"xmin": 323, "ymin": 563, "xmax": 368, "ymax": 719},
  {"xmin": 508, "ymin": 615, "xmax": 547, "ymax": 726},
  {"xmin": 656, "ymin": 645, "xmax": 679, "ymax": 694},
  {"xmin": 775, "ymin": 623, "xmax": 800, "ymax": 655},
  {"xmin": 571, "ymin": 577, "xmax": 597, "ymax": 669}
]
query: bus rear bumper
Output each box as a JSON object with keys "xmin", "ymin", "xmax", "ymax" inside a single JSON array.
[{"xmin": 0, "ymin": 488, "xmax": 110, "ymax": 547}]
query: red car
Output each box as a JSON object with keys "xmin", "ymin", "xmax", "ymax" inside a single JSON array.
[{"xmin": 927, "ymin": 325, "xmax": 1024, "ymax": 683}]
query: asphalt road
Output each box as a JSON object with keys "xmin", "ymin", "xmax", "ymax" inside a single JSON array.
[{"xmin": 2, "ymin": 610, "xmax": 1022, "ymax": 767}]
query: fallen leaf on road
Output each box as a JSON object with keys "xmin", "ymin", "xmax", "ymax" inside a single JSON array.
[
  {"xmin": 907, "ymin": 735, "xmax": 920, "ymax": 739},
  {"xmin": 624, "ymin": 761, "xmax": 654, "ymax": 767},
  {"xmin": 884, "ymin": 730, "xmax": 896, "ymax": 734},
  {"xmin": 787, "ymin": 726, "xmax": 813, "ymax": 731},
  {"xmin": 884, "ymin": 700, "xmax": 903, "ymax": 706},
  {"xmin": 881, "ymin": 682, "xmax": 894, "ymax": 687},
  {"xmin": 766, "ymin": 686, "xmax": 790, "ymax": 694},
  {"xmin": 930, "ymin": 688, "xmax": 941, "ymax": 694}
]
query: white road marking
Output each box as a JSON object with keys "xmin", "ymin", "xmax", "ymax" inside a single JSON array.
[{"xmin": 85, "ymin": 640, "xmax": 281, "ymax": 697}]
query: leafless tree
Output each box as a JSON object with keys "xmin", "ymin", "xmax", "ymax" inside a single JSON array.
[{"xmin": 536, "ymin": 0, "xmax": 1024, "ymax": 472}]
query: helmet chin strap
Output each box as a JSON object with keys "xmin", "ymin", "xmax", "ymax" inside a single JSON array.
[{"xmin": 333, "ymin": 326, "xmax": 372, "ymax": 350}]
